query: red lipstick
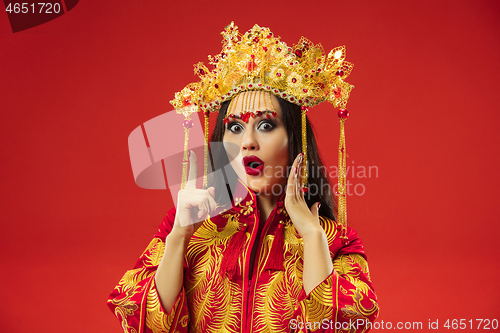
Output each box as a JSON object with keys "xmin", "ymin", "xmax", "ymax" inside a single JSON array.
[{"xmin": 243, "ymin": 156, "xmax": 264, "ymax": 176}]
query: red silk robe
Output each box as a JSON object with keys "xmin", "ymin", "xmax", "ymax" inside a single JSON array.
[{"xmin": 108, "ymin": 187, "xmax": 379, "ymax": 333}]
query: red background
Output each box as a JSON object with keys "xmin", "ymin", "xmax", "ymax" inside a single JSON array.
[{"xmin": 1, "ymin": 0, "xmax": 499, "ymax": 331}]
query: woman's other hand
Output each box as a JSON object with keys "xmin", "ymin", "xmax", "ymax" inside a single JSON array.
[{"xmin": 284, "ymin": 153, "xmax": 323, "ymax": 240}]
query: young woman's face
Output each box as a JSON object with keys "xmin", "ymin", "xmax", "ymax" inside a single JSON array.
[{"xmin": 223, "ymin": 91, "xmax": 289, "ymax": 196}]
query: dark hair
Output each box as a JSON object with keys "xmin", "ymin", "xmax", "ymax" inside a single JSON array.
[{"xmin": 209, "ymin": 97, "xmax": 337, "ymax": 221}]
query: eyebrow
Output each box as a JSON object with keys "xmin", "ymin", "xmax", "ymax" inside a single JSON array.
[{"xmin": 227, "ymin": 110, "xmax": 278, "ymax": 120}]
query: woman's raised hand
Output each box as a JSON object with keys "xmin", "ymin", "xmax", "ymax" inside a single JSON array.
[
  {"xmin": 172, "ymin": 151, "xmax": 217, "ymax": 240},
  {"xmin": 284, "ymin": 153, "xmax": 323, "ymax": 240}
]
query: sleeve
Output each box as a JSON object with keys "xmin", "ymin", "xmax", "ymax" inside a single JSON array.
[
  {"xmin": 107, "ymin": 209, "xmax": 190, "ymax": 333},
  {"xmin": 292, "ymin": 226, "xmax": 379, "ymax": 333}
]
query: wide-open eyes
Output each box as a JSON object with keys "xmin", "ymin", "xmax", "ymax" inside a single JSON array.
[
  {"xmin": 256, "ymin": 120, "xmax": 275, "ymax": 132},
  {"xmin": 226, "ymin": 119, "xmax": 276, "ymax": 134},
  {"xmin": 227, "ymin": 122, "xmax": 244, "ymax": 134}
]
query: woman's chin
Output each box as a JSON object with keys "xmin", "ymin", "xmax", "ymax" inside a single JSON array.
[{"xmin": 245, "ymin": 178, "xmax": 285, "ymax": 197}]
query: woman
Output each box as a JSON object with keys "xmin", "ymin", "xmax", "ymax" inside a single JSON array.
[{"xmin": 108, "ymin": 23, "xmax": 378, "ymax": 333}]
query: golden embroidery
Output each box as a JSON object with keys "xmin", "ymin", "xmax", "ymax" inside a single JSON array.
[
  {"xmin": 180, "ymin": 315, "xmax": 189, "ymax": 327},
  {"xmin": 252, "ymin": 227, "xmax": 303, "ymax": 332},
  {"xmin": 142, "ymin": 238, "xmax": 165, "ymax": 267},
  {"xmin": 319, "ymin": 216, "xmax": 338, "ymax": 245},
  {"xmin": 302, "ymin": 276, "xmax": 334, "ymax": 329},
  {"xmin": 109, "ymin": 237, "xmax": 166, "ymax": 333},
  {"xmin": 109, "ymin": 284, "xmax": 143, "ymax": 333},
  {"xmin": 146, "ymin": 280, "xmax": 184, "ymax": 332},
  {"xmin": 116, "ymin": 268, "xmax": 154, "ymax": 295},
  {"xmin": 239, "ymin": 199, "xmax": 254, "ymax": 215},
  {"xmin": 184, "ymin": 214, "xmax": 242, "ymax": 332},
  {"xmin": 253, "ymin": 270, "xmax": 295, "ymax": 332},
  {"xmin": 334, "ymin": 254, "xmax": 379, "ymax": 322},
  {"xmin": 342, "ymin": 289, "xmax": 378, "ymax": 319},
  {"xmin": 233, "ymin": 197, "xmax": 243, "ymax": 206},
  {"xmin": 334, "ymin": 254, "xmax": 372, "ymax": 296},
  {"xmin": 278, "ymin": 205, "xmax": 288, "ymax": 216}
]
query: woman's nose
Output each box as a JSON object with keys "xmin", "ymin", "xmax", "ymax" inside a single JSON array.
[{"xmin": 242, "ymin": 128, "xmax": 259, "ymax": 151}]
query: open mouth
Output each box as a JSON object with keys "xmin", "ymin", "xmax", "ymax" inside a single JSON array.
[
  {"xmin": 248, "ymin": 161, "xmax": 262, "ymax": 169},
  {"xmin": 243, "ymin": 156, "xmax": 264, "ymax": 175}
]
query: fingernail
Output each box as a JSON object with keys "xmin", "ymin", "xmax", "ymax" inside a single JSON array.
[{"xmin": 295, "ymin": 166, "xmax": 298, "ymax": 174}]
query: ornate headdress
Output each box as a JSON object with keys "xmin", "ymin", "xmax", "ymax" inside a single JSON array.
[{"xmin": 171, "ymin": 22, "xmax": 352, "ymax": 244}]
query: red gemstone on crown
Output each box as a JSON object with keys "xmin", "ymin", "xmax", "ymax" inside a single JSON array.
[
  {"xmin": 263, "ymin": 47, "xmax": 267, "ymax": 52},
  {"xmin": 336, "ymin": 70, "xmax": 344, "ymax": 76},
  {"xmin": 295, "ymin": 49, "xmax": 303, "ymax": 57},
  {"xmin": 277, "ymin": 47, "xmax": 282, "ymax": 52},
  {"xmin": 303, "ymin": 89, "xmax": 308, "ymax": 93},
  {"xmin": 198, "ymin": 69, "xmax": 205, "ymax": 75},
  {"xmin": 338, "ymin": 109, "xmax": 349, "ymax": 118},
  {"xmin": 214, "ymin": 84, "xmax": 219, "ymax": 89},
  {"xmin": 292, "ymin": 78, "xmax": 297, "ymax": 83},
  {"xmin": 276, "ymin": 72, "xmax": 282, "ymax": 77},
  {"xmin": 247, "ymin": 60, "xmax": 257, "ymax": 71},
  {"xmin": 183, "ymin": 119, "xmax": 194, "ymax": 129},
  {"xmin": 256, "ymin": 111, "xmax": 262, "ymax": 116}
]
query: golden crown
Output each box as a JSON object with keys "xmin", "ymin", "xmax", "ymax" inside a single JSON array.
[{"xmin": 170, "ymin": 22, "xmax": 354, "ymax": 113}]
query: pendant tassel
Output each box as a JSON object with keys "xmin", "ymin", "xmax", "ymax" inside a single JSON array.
[
  {"xmin": 203, "ymin": 111, "xmax": 209, "ymax": 189},
  {"xmin": 264, "ymin": 221, "xmax": 285, "ymax": 271},
  {"xmin": 219, "ymin": 224, "xmax": 248, "ymax": 279},
  {"xmin": 301, "ymin": 106, "xmax": 308, "ymax": 191},
  {"xmin": 337, "ymin": 109, "xmax": 349, "ymax": 245},
  {"xmin": 180, "ymin": 117, "xmax": 194, "ymax": 190}
]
